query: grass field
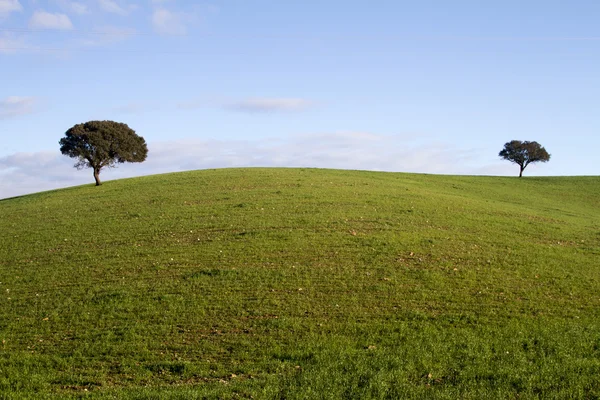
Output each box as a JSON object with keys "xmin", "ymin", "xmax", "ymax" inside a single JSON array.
[{"xmin": 1, "ymin": 168, "xmax": 599, "ymax": 399}]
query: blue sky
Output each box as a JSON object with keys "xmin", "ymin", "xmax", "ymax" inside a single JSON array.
[{"xmin": 1, "ymin": 0, "xmax": 599, "ymax": 198}]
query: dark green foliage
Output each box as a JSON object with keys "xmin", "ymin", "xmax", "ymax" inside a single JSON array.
[
  {"xmin": 499, "ymin": 140, "xmax": 550, "ymax": 177},
  {"xmin": 59, "ymin": 120, "xmax": 148, "ymax": 186}
]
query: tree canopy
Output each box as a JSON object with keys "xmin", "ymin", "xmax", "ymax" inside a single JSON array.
[
  {"xmin": 499, "ymin": 140, "xmax": 550, "ymax": 177},
  {"xmin": 59, "ymin": 120, "xmax": 148, "ymax": 186}
]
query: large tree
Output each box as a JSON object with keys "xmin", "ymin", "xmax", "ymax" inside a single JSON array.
[
  {"xmin": 59, "ymin": 120, "xmax": 148, "ymax": 186},
  {"xmin": 499, "ymin": 140, "xmax": 550, "ymax": 177}
]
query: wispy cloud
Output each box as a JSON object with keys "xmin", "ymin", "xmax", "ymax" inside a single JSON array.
[
  {"xmin": 54, "ymin": 0, "xmax": 89, "ymax": 15},
  {"xmin": 29, "ymin": 10, "xmax": 73, "ymax": 30},
  {"xmin": 75, "ymin": 26, "xmax": 138, "ymax": 47},
  {"xmin": 0, "ymin": 133, "xmax": 507, "ymax": 199},
  {"xmin": 0, "ymin": 152, "xmax": 86, "ymax": 200},
  {"xmin": 0, "ymin": 33, "xmax": 26, "ymax": 54},
  {"xmin": 0, "ymin": 96, "xmax": 38, "ymax": 119},
  {"xmin": 152, "ymin": 8, "xmax": 186, "ymax": 35},
  {"xmin": 0, "ymin": 0, "xmax": 22, "ymax": 17},
  {"xmin": 175, "ymin": 96, "xmax": 314, "ymax": 113},
  {"xmin": 225, "ymin": 98, "xmax": 314, "ymax": 113},
  {"xmin": 98, "ymin": 0, "xmax": 129, "ymax": 16}
]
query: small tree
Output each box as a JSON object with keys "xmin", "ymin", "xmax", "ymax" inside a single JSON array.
[
  {"xmin": 59, "ymin": 120, "xmax": 148, "ymax": 186},
  {"xmin": 499, "ymin": 140, "xmax": 550, "ymax": 177}
]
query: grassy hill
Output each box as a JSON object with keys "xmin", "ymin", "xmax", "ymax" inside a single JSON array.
[{"xmin": 1, "ymin": 168, "xmax": 599, "ymax": 399}]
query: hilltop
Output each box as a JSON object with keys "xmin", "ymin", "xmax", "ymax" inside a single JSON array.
[{"xmin": 1, "ymin": 168, "xmax": 599, "ymax": 399}]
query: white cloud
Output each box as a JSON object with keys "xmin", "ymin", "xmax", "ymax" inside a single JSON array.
[
  {"xmin": 0, "ymin": 33, "xmax": 25, "ymax": 54},
  {"xmin": 70, "ymin": 2, "xmax": 88, "ymax": 14},
  {"xmin": 98, "ymin": 0, "xmax": 128, "ymax": 15},
  {"xmin": 54, "ymin": 0, "xmax": 89, "ymax": 15},
  {"xmin": 75, "ymin": 26, "xmax": 137, "ymax": 47},
  {"xmin": 0, "ymin": 151, "xmax": 87, "ymax": 199},
  {"xmin": 0, "ymin": 96, "xmax": 38, "ymax": 119},
  {"xmin": 0, "ymin": 133, "xmax": 505, "ymax": 199},
  {"xmin": 176, "ymin": 96, "xmax": 313, "ymax": 112},
  {"xmin": 0, "ymin": 0, "xmax": 22, "ymax": 17},
  {"xmin": 226, "ymin": 98, "xmax": 314, "ymax": 113},
  {"xmin": 152, "ymin": 8, "xmax": 186, "ymax": 35},
  {"xmin": 29, "ymin": 10, "xmax": 73, "ymax": 30}
]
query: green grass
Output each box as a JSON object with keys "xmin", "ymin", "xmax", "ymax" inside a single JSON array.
[{"xmin": 1, "ymin": 168, "xmax": 599, "ymax": 399}]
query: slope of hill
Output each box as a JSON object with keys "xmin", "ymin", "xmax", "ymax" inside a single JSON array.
[{"xmin": 1, "ymin": 168, "xmax": 599, "ymax": 398}]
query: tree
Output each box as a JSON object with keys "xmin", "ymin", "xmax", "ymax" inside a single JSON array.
[
  {"xmin": 499, "ymin": 140, "xmax": 550, "ymax": 177},
  {"xmin": 59, "ymin": 120, "xmax": 148, "ymax": 186}
]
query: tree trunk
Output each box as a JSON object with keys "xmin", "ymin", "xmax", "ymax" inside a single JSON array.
[
  {"xmin": 93, "ymin": 168, "xmax": 102, "ymax": 186},
  {"xmin": 519, "ymin": 165, "xmax": 524, "ymax": 177}
]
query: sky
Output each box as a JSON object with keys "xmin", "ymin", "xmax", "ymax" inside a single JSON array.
[{"xmin": 1, "ymin": 0, "xmax": 599, "ymax": 199}]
